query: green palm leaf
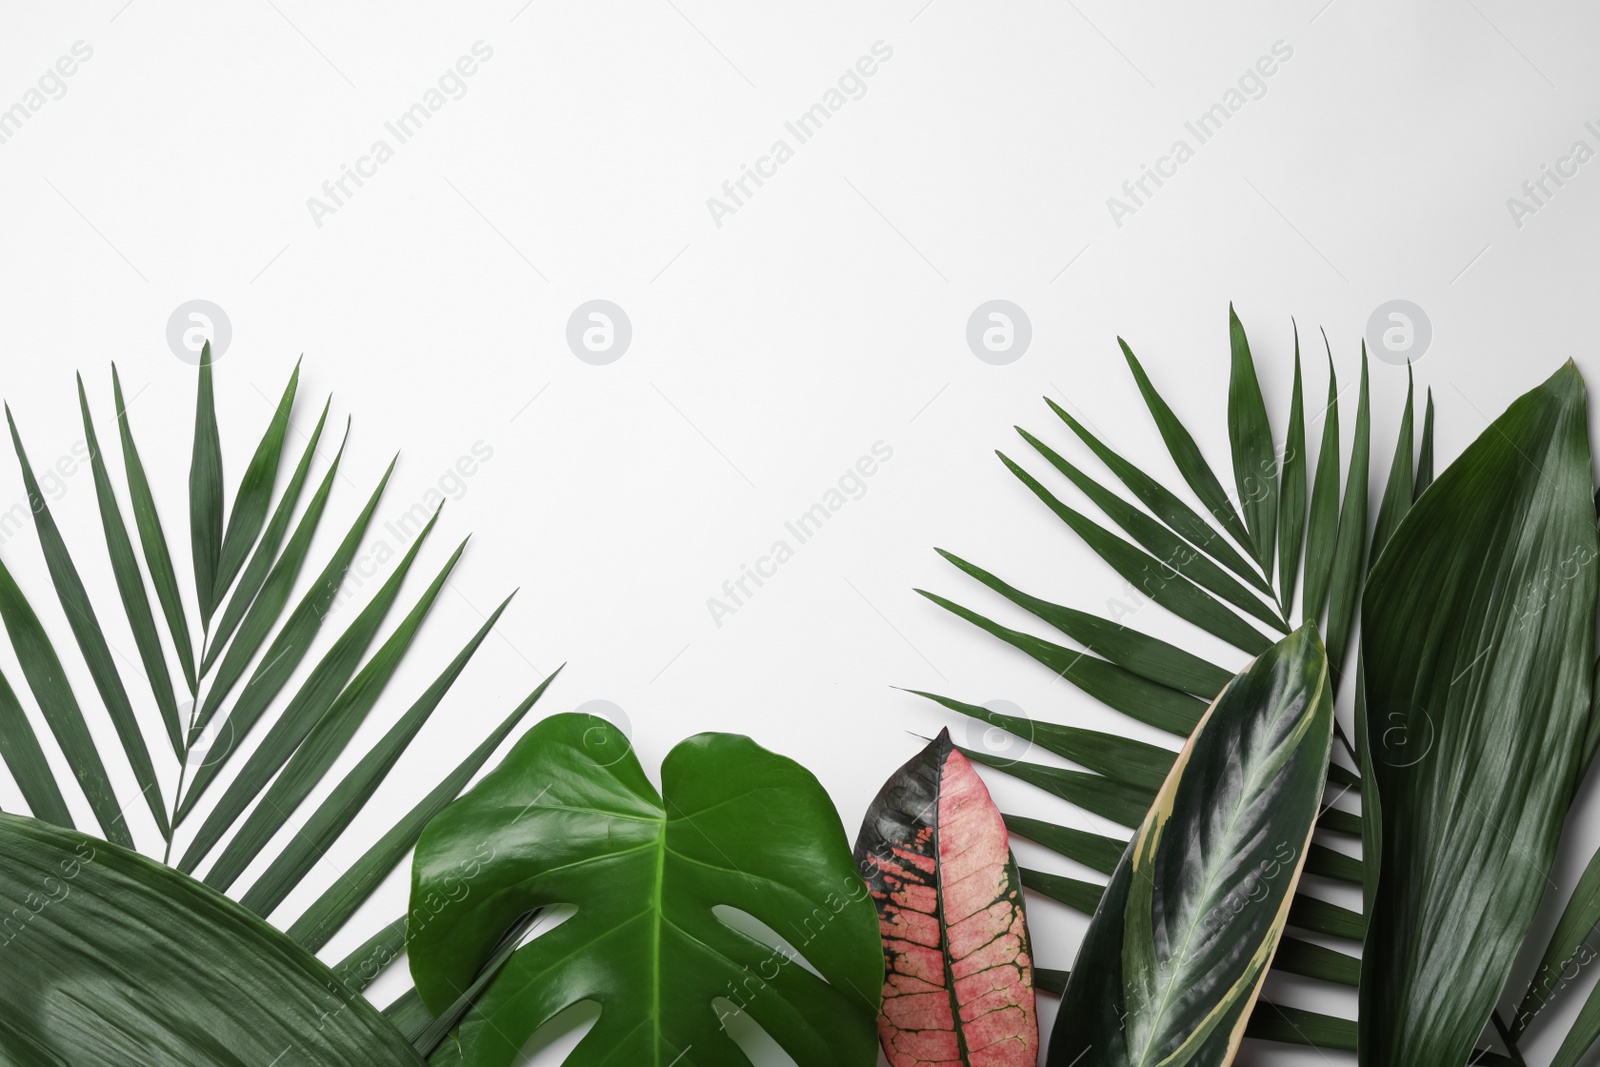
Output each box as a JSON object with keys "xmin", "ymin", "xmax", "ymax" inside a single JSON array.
[
  {"xmin": 189, "ymin": 341, "xmax": 224, "ymax": 624},
  {"xmin": 1227, "ymin": 305, "xmax": 1278, "ymax": 574}
]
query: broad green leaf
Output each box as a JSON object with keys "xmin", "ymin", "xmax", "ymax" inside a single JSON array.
[
  {"xmin": 0, "ymin": 667, "xmax": 71, "ymax": 827},
  {"xmin": 0, "ymin": 812, "xmax": 423, "ymax": 1066},
  {"xmin": 286, "ymin": 674, "xmax": 556, "ymax": 950},
  {"xmin": 1368, "ymin": 365, "xmax": 1414, "ymax": 566},
  {"xmin": 6, "ymin": 406, "xmax": 168, "ymax": 840},
  {"xmin": 1359, "ymin": 362, "xmax": 1597, "ymax": 1067},
  {"xmin": 0, "ymin": 556, "xmax": 133, "ymax": 849},
  {"xmin": 855, "ymin": 729, "xmax": 1039, "ymax": 1065},
  {"xmin": 239, "ymin": 598, "xmax": 527, "ymax": 919},
  {"xmin": 1415, "ymin": 387, "xmax": 1435, "ymax": 499},
  {"xmin": 406, "ymin": 714, "xmax": 884, "ymax": 1067},
  {"xmin": 1001, "ymin": 452, "xmax": 1271, "ymax": 654},
  {"xmin": 205, "ymin": 400, "xmax": 332, "ymax": 669},
  {"xmin": 1047, "ymin": 623, "xmax": 1334, "ymax": 1067},
  {"xmin": 919, "ymin": 590, "xmax": 1205, "ymax": 735},
  {"xmin": 931, "ymin": 549, "xmax": 1232, "ymax": 697},
  {"xmin": 1120, "ymin": 337, "xmax": 1257, "ymax": 561},
  {"xmin": 176, "ymin": 464, "xmax": 409, "ymax": 847},
  {"xmin": 190, "ymin": 341, "xmax": 224, "ymax": 624},
  {"xmin": 201, "ymin": 531, "xmax": 462, "ymax": 891},
  {"xmin": 211, "ymin": 360, "xmax": 298, "ymax": 616},
  {"xmin": 1278, "ymin": 329, "xmax": 1307, "ymax": 616},
  {"xmin": 77, "ymin": 375, "xmax": 183, "ymax": 755},
  {"xmin": 113, "ymin": 364, "xmax": 197, "ymax": 694},
  {"xmin": 1227, "ymin": 306, "xmax": 1278, "ymax": 573},
  {"xmin": 1324, "ymin": 346, "xmax": 1370, "ymax": 679},
  {"xmin": 1016, "ymin": 430, "xmax": 1285, "ymax": 631},
  {"xmin": 1045, "ymin": 399, "xmax": 1270, "ymax": 593},
  {"xmin": 1301, "ymin": 346, "xmax": 1342, "ymax": 626}
]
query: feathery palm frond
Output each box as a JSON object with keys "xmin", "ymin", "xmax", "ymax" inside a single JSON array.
[
  {"xmin": 913, "ymin": 308, "xmax": 1462, "ymax": 1059},
  {"xmin": 0, "ymin": 344, "xmax": 556, "ymax": 1025}
]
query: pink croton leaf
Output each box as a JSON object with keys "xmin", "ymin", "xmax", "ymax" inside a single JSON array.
[{"xmin": 854, "ymin": 728, "xmax": 1038, "ymax": 1067}]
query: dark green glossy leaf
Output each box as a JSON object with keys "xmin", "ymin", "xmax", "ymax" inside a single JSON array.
[
  {"xmin": 6, "ymin": 405, "xmax": 168, "ymax": 841},
  {"xmin": 1001, "ymin": 452, "xmax": 1271, "ymax": 655},
  {"xmin": 190, "ymin": 341, "xmax": 224, "ymax": 624},
  {"xmin": 1278, "ymin": 328, "xmax": 1307, "ymax": 616},
  {"xmin": 113, "ymin": 364, "xmax": 197, "ymax": 695},
  {"xmin": 407, "ymin": 714, "xmax": 883, "ymax": 1067},
  {"xmin": 1047, "ymin": 624, "xmax": 1334, "ymax": 1067},
  {"xmin": 1359, "ymin": 362, "xmax": 1597, "ymax": 1067},
  {"xmin": 240, "ymin": 596, "xmax": 525, "ymax": 919},
  {"xmin": 211, "ymin": 360, "xmax": 299, "ymax": 617},
  {"xmin": 77, "ymin": 375, "xmax": 183, "ymax": 755},
  {"xmin": 0, "ymin": 812, "xmax": 422, "ymax": 1066},
  {"xmin": 1121, "ymin": 337, "xmax": 1256, "ymax": 562},
  {"xmin": 1227, "ymin": 305, "xmax": 1278, "ymax": 573},
  {"xmin": 286, "ymin": 674, "xmax": 556, "ymax": 951}
]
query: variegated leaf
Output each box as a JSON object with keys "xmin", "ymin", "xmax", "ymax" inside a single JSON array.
[
  {"xmin": 855, "ymin": 729, "xmax": 1038, "ymax": 1067},
  {"xmin": 1048, "ymin": 623, "xmax": 1333, "ymax": 1067}
]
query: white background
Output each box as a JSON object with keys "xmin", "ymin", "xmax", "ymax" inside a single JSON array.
[{"xmin": 1, "ymin": 2, "xmax": 1598, "ymax": 1064}]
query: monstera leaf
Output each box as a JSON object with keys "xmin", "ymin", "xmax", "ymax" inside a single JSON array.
[
  {"xmin": 406, "ymin": 713, "xmax": 883, "ymax": 1067},
  {"xmin": 855, "ymin": 728, "xmax": 1038, "ymax": 1066},
  {"xmin": 0, "ymin": 813, "xmax": 422, "ymax": 1066},
  {"xmin": 1360, "ymin": 362, "xmax": 1599, "ymax": 1065},
  {"xmin": 1048, "ymin": 623, "xmax": 1333, "ymax": 1067}
]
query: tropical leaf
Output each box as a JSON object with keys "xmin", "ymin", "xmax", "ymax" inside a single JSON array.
[
  {"xmin": 189, "ymin": 341, "xmax": 224, "ymax": 623},
  {"xmin": 1359, "ymin": 362, "xmax": 1597, "ymax": 1066},
  {"xmin": 406, "ymin": 712, "xmax": 884, "ymax": 1067},
  {"xmin": 854, "ymin": 728, "xmax": 1038, "ymax": 1066},
  {"xmin": 1227, "ymin": 305, "xmax": 1278, "ymax": 574},
  {"xmin": 0, "ymin": 813, "xmax": 423, "ymax": 1065},
  {"xmin": 211, "ymin": 360, "xmax": 298, "ymax": 612},
  {"xmin": 113, "ymin": 364, "xmax": 197, "ymax": 694},
  {"xmin": 1048, "ymin": 623, "xmax": 1333, "ymax": 1067},
  {"xmin": 921, "ymin": 310, "xmax": 1429, "ymax": 1058}
]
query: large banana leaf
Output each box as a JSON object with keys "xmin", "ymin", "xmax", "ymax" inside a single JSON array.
[
  {"xmin": 0, "ymin": 812, "xmax": 422, "ymax": 1065},
  {"xmin": 854, "ymin": 728, "xmax": 1038, "ymax": 1066},
  {"xmin": 1359, "ymin": 361, "xmax": 1598, "ymax": 1065},
  {"xmin": 1048, "ymin": 623, "xmax": 1333, "ymax": 1067},
  {"xmin": 406, "ymin": 712, "xmax": 884, "ymax": 1067}
]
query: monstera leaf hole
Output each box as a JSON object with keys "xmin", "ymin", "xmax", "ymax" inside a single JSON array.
[{"xmin": 713, "ymin": 904, "xmax": 828, "ymax": 980}]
